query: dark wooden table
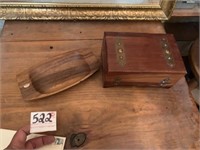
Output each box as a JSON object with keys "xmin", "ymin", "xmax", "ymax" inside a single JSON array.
[{"xmin": 0, "ymin": 21, "xmax": 199, "ymax": 149}]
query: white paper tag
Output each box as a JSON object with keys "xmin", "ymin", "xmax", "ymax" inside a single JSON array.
[{"xmin": 30, "ymin": 111, "xmax": 57, "ymax": 133}]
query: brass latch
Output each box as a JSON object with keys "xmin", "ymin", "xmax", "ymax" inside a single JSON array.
[
  {"xmin": 160, "ymin": 77, "xmax": 171, "ymax": 87},
  {"xmin": 113, "ymin": 76, "xmax": 122, "ymax": 86}
]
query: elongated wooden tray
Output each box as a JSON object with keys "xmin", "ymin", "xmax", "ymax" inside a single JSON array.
[{"xmin": 16, "ymin": 50, "xmax": 100, "ymax": 101}]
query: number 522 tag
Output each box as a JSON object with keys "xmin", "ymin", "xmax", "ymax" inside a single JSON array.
[{"xmin": 30, "ymin": 111, "xmax": 57, "ymax": 133}]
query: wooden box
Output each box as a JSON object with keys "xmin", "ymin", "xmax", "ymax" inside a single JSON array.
[{"xmin": 102, "ymin": 32, "xmax": 186, "ymax": 88}]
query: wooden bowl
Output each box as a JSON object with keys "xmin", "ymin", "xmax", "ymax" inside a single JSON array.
[{"xmin": 16, "ymin": 50, "xmax": 100, "ymax": 101}]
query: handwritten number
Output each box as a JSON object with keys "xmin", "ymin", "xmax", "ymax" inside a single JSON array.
[
  {"xmin": 39, "ymin": 113, "xmax": 45, "ymax": 123},
  {"xmin": 45, "ymin": 113, "xmax": 52, "ymax": 122},
  {"xmin": 32, "ymin": 113, "xmax": 39, "ymax": 124},
  {"xmin": 32, "ymin": 113, "xmax": 53, "ymax": 124}
]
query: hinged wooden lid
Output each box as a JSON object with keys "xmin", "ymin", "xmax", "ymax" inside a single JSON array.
[{"xmin": 103, "ymin": 32, "xmax": 186, "ymax": 75}]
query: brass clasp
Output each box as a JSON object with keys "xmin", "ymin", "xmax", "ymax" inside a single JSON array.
[
  {"xmin": 113, "ymin": 76, "xmax": 121, "ymax": 86},
  {"xmin": 160, "ymin": 77, "xmax": 171, "ymax": 87}
]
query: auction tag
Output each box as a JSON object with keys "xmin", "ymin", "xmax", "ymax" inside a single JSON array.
[{"xmin": 30, "ymin": 111, "xmax": 57, "ymax": 133}]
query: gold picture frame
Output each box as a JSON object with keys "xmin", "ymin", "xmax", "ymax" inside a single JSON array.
[{"xmin": 0, "ymin": 0, "xmax": 177, "ymax": 20}]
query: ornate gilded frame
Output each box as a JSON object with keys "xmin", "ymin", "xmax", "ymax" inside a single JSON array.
[{"xmin": 0, "ymin": 0, "xmax": 177, "ymax": 20}]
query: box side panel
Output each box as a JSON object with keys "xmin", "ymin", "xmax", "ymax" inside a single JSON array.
[
  {"xmin": 167, "ymin": 34, "xmax": 186, "ymax": 73},
  {"xmin": 101, "ymin": 33, "xmax": 108, "ymax": 86},
  {"xmin": 103, "ymin": 73, "xmax": 184, "ymax": 88}
]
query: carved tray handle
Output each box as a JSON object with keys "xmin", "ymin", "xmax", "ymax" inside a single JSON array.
[{"xmin": 16, "ymin": 50, "xmax": 100, "ymax": 101}]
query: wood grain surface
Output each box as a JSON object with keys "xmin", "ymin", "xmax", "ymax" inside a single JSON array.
[
  {"xmin": 102, "ymin": 32, "xmax": 186, "ymax": 87},
  {"xmin": 0, "ymin": 21, "xmax": 199, "ymax": 149},
  {"xmin": 189, "ymin": 38, "xmax": 199, "ymax": 81},
  {"xmin": 16, "ymin": 49, "xmax": 100, "ymax": 100}
]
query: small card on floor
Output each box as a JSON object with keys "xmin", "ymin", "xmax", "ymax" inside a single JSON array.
[
  {"xmin": 30, "ymin": 111, "xmax": 57, "ymax": 133},
  {"xmin": 0, "ymin": 128, "xmax": 66, "ymax": 150}
]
